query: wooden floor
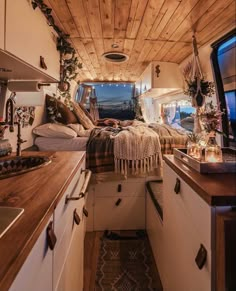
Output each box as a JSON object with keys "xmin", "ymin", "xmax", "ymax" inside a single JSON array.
[{"xmin": 83, "ymin": 230, "xmax": 163, "ymax": 291}]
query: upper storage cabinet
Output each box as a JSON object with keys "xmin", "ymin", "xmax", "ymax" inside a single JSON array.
[
  {"xmin": 136, "ymin": 61, "xmax": 184, "ymax": 97},
  {"xmin": 0, "ymin": 0, "xmax": 5, "ymax": 49},
  {"xmin": 5, "ymin": 0, "xmax": 60, "ymax": 80}
]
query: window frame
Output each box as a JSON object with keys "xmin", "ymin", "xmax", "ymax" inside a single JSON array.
[{"xmin": 211, "ymin": 29, "xmax": 236, "ymax": 146}]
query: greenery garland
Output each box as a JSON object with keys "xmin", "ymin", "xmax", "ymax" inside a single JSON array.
[{"xmin": 31, "ymin": 0, "xmax": 82, "ymax": 102}]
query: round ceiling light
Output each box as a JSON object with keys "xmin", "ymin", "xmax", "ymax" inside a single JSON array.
[{"xmin": 102, "ymin": 52, "xmax": 129, "ymax": 63}]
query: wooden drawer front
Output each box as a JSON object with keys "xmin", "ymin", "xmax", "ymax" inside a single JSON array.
[
  {"xmin": 163, "ymin": 163, "xmax": 212, "ymax": 250},
  {"xmin": 94, "ymin": 179, "xmax": 145, "ymax": 198},
  {"xmin": 10, "ymin": 217, "xmax": 53, "ymax": 291},
  {"xmin": 54, "ymin": 159, "xmax": 85, "ymax": 241},
  {"xmin": 94, "ymin": 196, "xmax": 145, "ymax": 230}
]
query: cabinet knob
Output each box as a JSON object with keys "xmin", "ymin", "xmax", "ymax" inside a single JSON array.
[
  {"xmin": 74, "ymin": 209, "xmax": 81, "ymax": 225},
  {"xmin": 174, "ymin": 178, "xmax": 181, "ymax": 194},
  {"xmin": 195, "ymin": 244, "xmax": 207, "ymax": 269},
  {"xmin": 46, "ymin": 221, "xmax": 57, "ymax": 250},
  {"xmin": 117, "ymin": 184, "xmax": 122, "ymax": 192},
  {"xmin": 83, "ymin": 207, "xmax": 89, "ymax": 217}
]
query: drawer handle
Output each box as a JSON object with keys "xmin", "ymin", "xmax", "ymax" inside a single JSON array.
[
  {"xmin": 115, "ymin": 198, "xmax": 122, "ymax": 206},
  {"xmin": 83, "ymin": 207, "xmax": 89, "ymax": 217},
  {"xmin": 65, "ymin": 169, "xmax": 92, "ymax": 204},
  {"xmin": 117, "ymin": 184, "xmax": 122, "ymax": 192},
  {"xmin": 195, "ymin": 244, "xmax": 207, "ymax": 270},
  {"xmin": 46, "ymin": 221, "xmax": 57, "ymax": 250},
  {"xmin": 174, "ymin": 178, "xmax": 181, "ymax": 194},
  {"xmin": 74, "ymin": 209, "xmax": 81, "ymax": 225}
]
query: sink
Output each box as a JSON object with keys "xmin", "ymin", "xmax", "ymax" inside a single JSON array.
[
  {"xmin": 0, "ymin": 156, "xmax": 51, "ymax": 180},
  {"xmin": 0, "ymin": 207, "xmax": 24, "ymax": 238}
]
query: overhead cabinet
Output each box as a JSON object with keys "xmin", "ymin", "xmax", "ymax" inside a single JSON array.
[
  {"xmin": 0, "ymin": 0, "xmax": 4, "ymax": 50},
  {"xmin": 5, "ymin": 0, "xmax": 60, "ymax": 80},
  {"xmin": 135, "ymin": 61, "xmax": 184, "ymax": 98}
]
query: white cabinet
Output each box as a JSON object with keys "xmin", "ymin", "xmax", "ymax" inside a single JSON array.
[
  {"xmin": 9, "ymin": 217, "xmax": 54, "ymax": 291},
  {"xmin": 5, "ymin": 0, "xmax": 60, "ymax": 80},
  {"xmin": 162, "ymin": 162, "xmax": 212, "ymax": 291},
  {"xmin": 54, "ymin": 159, "xmax": 87, "ymax": 291},
  {"xmin": 0, "ymin": 0, "xmax": 4, "ymax": 50},
  {"xmin": 91, "ymin": 178, "xmax": 146, "ymax": 231},
  {"xmin": 10, "ymin": 156, "xmax": 90, "ymax": 291}
]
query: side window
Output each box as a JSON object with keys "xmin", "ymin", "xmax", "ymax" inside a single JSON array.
[
  {"xmin": 162, "ymin": 100, "xmax": 195, "ymax": 132},
  {"xmin": 211, "ymin": 31, "xmax": 236, "ymax": 147}
]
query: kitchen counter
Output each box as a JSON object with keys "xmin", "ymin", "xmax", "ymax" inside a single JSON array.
[
  {"xmin": 0, "ymin": 151, "xmax": 85, "ymax": 291},
  {"xmin": 164, "ymin": 155, "xmax": 236, "ymax": 206}
]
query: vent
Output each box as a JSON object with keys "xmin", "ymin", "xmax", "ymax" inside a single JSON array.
[{"xmin": 102, "ymin": 52, "xmax": 129, "ymax": 63}]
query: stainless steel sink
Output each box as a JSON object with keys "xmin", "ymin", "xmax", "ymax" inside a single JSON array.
[
  {"xmin": 0, "ymin": 207, "xmax": 24, "ymax": 238},
  {"xmin": 0, "ymin": 156, "xmax": 51, "ymax": 180}
]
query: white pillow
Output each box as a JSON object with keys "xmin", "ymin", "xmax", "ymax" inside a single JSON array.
[
  {"xmin": 33, "ymin": 123, "xmax": 77, "ymax": 139},
  {"xmin": 68, "ymin": 123, "xmax": 92, "ymax": 137}
]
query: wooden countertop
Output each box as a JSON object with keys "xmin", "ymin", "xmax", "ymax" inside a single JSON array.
[
  {"xmin": 0, "ymin": 151, "xmax": 85, "ymax": 291},
  {"xmin": 164, "ymin": 155, "xmax": 236, "ymax": 206}
]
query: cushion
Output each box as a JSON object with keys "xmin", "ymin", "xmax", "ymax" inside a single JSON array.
[
  {"xmin": 79, "ymin": 103, "xmax": 95, "ymax": 125},
  {"xmin": 72, "ymin": 102, "xmax": 95, "ymax": 130},
  {"xmin": 33, "ymin": 123, "xmax": 77, "ymax": 139},
  {"xmin": 68, "ymin": 124, "xmax": 92, "ymax": 137},
  {"xmin": 45, "ymin": 95, "xmax": 78, "ymax": 124}
]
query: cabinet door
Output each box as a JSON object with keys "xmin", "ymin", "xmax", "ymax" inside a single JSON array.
[
  {"xmin": 5, "ymin": 0, "xmax": 60, "ymax": 80},
  {"xmin": 9, "ymin": 218, "xmax": 53, "ymax": 291},
  {"xmin": 0, "ymin": 0, "xmax": 4, "ymax": 49},
  {"xmin": 56, "ymin": 206, "xmax": 85, "ymax": 291},
  {"xmin": 163, "ymin": 163, "xmax": 212, "ymax": 291},
  {"xmin": 94, "ymin": 196, "xmax": 145, "ymax": 231}
]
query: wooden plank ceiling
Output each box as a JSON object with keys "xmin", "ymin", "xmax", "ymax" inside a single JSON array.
[{"xmin": 45, "ymin": 0, "xmax": 235, "ymax": 82}]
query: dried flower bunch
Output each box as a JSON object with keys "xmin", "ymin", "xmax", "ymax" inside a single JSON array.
[
  {"xmin": 198, "ymin": 101, "xmax": 224, "ymax": 134},
  {"xmin": 184, "ymin": 77, "xmax": 215, "ymax": 99}
]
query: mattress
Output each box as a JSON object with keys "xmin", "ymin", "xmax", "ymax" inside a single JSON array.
[{"xmin": 34, "ymin": 136, "xmax": 89, "ymax": 151}]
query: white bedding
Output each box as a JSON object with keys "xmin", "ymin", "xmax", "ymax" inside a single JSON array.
[{"xmin": 34, "ymin": 136, "xmax": 89, "ymax": 151}]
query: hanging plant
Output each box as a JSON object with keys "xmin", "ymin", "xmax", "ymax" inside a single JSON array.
[
  {"xmin": 31, "ymin": 0, "xmax": 82, "ymax": 104},
  {"xmin": 182, "ymin": 36, "xmax": 215, "ymax": 108}
]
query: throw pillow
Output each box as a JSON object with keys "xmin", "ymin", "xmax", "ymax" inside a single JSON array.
[
  {"xmin": 45, "ymin": 95, "xmax": 78, "ymax": 124},
  {"xmin": 72, "ymin": 102, "xmax": 95, "ymax": 129},
  {"xmin": 33, "ymin": 123, "xmax": 77, "ymax": 139}
]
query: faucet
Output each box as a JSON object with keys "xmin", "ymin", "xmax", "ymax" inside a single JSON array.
[{"xmin": 4, "ymin": 93, "xmax": 27, "ymax": 156}]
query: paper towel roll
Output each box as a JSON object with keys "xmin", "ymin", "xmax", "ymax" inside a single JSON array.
[{"xmin": 7, "ymin": 81, "xmax": 43, "ymax": 92}]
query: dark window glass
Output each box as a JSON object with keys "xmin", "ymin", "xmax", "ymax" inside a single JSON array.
[{"xmin": 78, "ymin": 83, "xmax": 135, "ymax": 120}]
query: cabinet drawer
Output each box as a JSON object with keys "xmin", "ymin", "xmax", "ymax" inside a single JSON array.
[
  {"xmin": 163, "ymin": 163, "xmax": 212, "ymax": 250},
  {"xmin": 94, "ymin": 196, "xmax": 145, "ymax": 230},
  {"xmin": 94, "ymin": 179, "xmax": 145, "ymax": 198}
]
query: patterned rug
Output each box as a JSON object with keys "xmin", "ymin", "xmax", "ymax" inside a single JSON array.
[{"xmin": 95, "ymin": 231, "xmax": 162, "ymax": 291}]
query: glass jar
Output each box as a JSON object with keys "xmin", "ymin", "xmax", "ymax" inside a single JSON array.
[
  {"xmin": 187, "ymin": 141, "xmax": 202, "ymax": 160},
  {"xmin": 205, "ymin": 134, "xmax": 222, "ymax": 163}
]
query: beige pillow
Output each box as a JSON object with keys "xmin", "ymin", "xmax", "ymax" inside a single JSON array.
[
  {"xmin": 33, "ymin": 123, "xmax": 77, "ymax": 139},
  {"xmin": 68, "ymin": 124, "xmax": 92, "ymax": 137},
  {"xmin": 72, "ymin": 102, "xmax": 95, "ymax": 130}
]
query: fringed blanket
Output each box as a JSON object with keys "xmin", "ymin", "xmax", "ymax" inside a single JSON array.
[
  {"xmin": 86, "ymin": 127, "xmax": 121, "ymax": 173},
  {"xmin": 86, "ymin": 125, "xmax": 162, "ymax": 176},
  {"xmin": 113, "ymin": 125, "xmax": 162, "ymax": 177},
  {"xmin": 149, "ymin": 124, "xmax": 188, "ymax": 154}
]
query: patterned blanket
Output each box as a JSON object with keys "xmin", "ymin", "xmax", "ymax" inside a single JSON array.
[
  {"xmin": 86, "ymin": 127, "xmax": 121, "ymax": 173},
  {"xmin": 149, "ymin": 123, "xmax": 188, "ymax": 154}
]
